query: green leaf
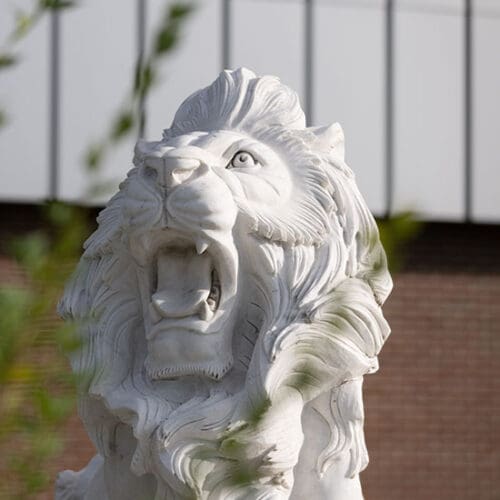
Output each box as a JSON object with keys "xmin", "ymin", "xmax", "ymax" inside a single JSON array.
[
  {"xmin": 55, "ymin": 322, "xmax": 82, "ymax": 354},
  {"xmin": 34, "ymin": 388, "xmax": 74, "ymax": 422},
  {"xmin": 85, "ymin": 143, "xmax": 104, "ymax": 171},
  {"xmin": 44, "ymin": 200, "xmax": 75, "ymax": 227},
  {"xmin": 134, "ymin": 62, "xmax": 156, "ymax": 99},
  {"xmin": 9, "ymin": 232, "xmax": 49, "ymax": 273},
  {"xmin": 249, "ymin": 397, "xmax": 271, "ymax": 426},
  {"xmin": 133, "ymin": 60, "xmax": 142, "ymax": 93},
  {"xmin": 0, "ymin": 53, "xmax": 17, "ymax": 69},
  {"xmin": 14, "ymin": 12, "xmax": 35, "ymax": 39},
  {"xmin": 111, "ymin": 110, "xmax": 135, "ymax": 141},
  {"xmin": 39, "ymin": 0, "xmax": 76, "ymax": 10},
  {"xmin": 0, "ymin": 288, "xmax": 31, "ymax": 372},
  {"xmin": 154, "ymin": 26, "xmax": 178, "ymax": 55},
  {"xmin": 377, "ymin": 211, "xmax": 422, "ymax": 272},
  {"xmin": 169, "ymin": 3, "xmax": 194, "ymax": 20},
  {"xmin": 152, "ymin": 3, "xmax": 194, "ymax": 56},
  {"xmin": 0, "ymin": 109, "xmax": 7, "ymax": 128}
]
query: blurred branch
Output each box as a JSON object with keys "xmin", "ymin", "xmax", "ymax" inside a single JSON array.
[
  {"xmin": 0, "ymin": 1, "xmax": 194, "ymax": 497},
  {"xmin": 85, "ymin": 1, "xmax": 195, "ymax": 195},
  {"xmin": 0, "ymin": 0, "xmax": 76, "ymax": 129}
]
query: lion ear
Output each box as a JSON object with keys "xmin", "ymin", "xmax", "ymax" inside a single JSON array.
[{"xmin": 310, "ymin": 122, "xmax": 345, "ymax": 161}]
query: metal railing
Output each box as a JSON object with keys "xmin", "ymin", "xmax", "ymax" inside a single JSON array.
[{"xmin": 32, "ymin": 0, "xmax": 500, "ymax": 220}]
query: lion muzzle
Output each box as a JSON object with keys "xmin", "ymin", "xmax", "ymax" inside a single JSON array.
[{"xmin": 132, "ymin": 142, "xmax": 241, "ymax": 381}]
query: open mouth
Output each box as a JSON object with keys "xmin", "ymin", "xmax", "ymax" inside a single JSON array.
[
  {"xmin": 129, "ymin": 229, "xmax": 238, "ymax": 340},
  {"xmin": 150, "ymin": 248, "xmax": 222, "ymax": 324},
  {"xmin": 130, "ymin": 228, "xmax": 239, "ymax": 380}
]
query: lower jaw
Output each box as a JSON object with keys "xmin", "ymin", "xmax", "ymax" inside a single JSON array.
[{"xmin": 145, "ymin": 328, "xmax": 233, "ymax": 380}]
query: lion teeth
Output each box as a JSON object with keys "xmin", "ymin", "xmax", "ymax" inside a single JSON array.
[
  {"xmin": 195, "ymin": 238, "xmax": 209, "ymax": 255},
  {"xmin": 200, "ymin": 270, "xmax": 221, "ymax": 320},
  {"xmin": 199, "ymin": 302, "xmax": 214, "ymax": 321},
  {"xmin": 207, "ymin": 270, "xmax": 221, "ymax": 312}
]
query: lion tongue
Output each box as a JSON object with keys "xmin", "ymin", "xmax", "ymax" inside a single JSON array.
[{"xmin": 152, "ymin": 250, "xmax": 212, "ymax": 318}]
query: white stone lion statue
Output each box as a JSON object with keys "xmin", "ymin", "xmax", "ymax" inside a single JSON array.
[{"xmin": 56, "ymin": 68, "xmax": 392, "ymax": 500}]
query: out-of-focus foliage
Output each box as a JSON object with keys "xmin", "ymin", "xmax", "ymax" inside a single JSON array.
[
  {"xmin": 0, "ymin": 203, "xmax": 88, "ymax": 498},
  {"xmin": 0, "ymin": 3, "xmax": 81, "ymax": 497},
  {"xmin": 85, "ymin": 1, "xmax": 195, "ymax": 194},
  {"xmin": 377, "ymin": 211, "xmax": 422, "ymax": 273},
  {"xmin": 0, "ymin": 0, "xmax": 76, "ymax": 130},
  {"xmin": 0, "ymin": 1, "xmax": 194, "ymax": 498}
]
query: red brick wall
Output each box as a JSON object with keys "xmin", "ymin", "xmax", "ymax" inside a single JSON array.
[
  {"xmin": 363, "ymin": 272, "xmax": 500, "ymax": 500},
  {"xmin": 1, "ymin": 205, "xmax": 499, "ymax": 499},
  {"xmin": 361, "ymin": 223, "xmax": 500, "ymax": 499}
]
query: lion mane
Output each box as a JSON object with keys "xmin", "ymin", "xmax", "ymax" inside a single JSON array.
[{"xmin": 57, "ymin": 68, "xmax": 392, "ymax": 500}]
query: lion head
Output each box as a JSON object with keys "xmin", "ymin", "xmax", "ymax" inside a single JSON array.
[{"xmin": 59, "ymin": 68, "xmax": 392, "ymax": 499}]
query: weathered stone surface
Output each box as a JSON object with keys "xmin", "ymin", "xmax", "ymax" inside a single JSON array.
[{"xmin": 56, "ymin": 68, "xmax": 392, "ymax": 500}]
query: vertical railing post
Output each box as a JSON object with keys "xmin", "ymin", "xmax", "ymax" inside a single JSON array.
[
  {"xmin": 464, "ymin": 0, "xmax": 473, "ymax": 222},
  {"xmin": 304, "ymin": 0, "xmax": 314, "ymax": 126},
  {"xmin": 384, "ymin": 0, "xmax": 394, "ymax": 218},
  {"xmin": 137, "ymin": 0, "xmax": 147, "ymax": 138},
  {"xmin": 222, "ymin": 0, "xmax": 231, "ymax": 70},
  {"xmin": 49, "ymin": 8, "xmax": 61, "ymax": 200}
]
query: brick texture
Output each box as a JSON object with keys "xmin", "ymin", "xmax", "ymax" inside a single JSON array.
[
  {"xmin": 363, "ymin": 272, "xmax": 500, "ymax": 500},
  {"xmin": 1, "ymin": 204, "xmax": 499, "ymax": 500}
]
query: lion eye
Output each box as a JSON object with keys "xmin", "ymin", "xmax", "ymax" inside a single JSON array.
[{"xmin": 228, "ymin": 151, "xmax": 258, "ymax": 169}]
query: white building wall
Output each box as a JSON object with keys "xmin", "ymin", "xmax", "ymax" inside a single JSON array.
[
  {"xmin": 0, "ymin": 0, "xmax": 498, "ymax": 221},
  {"xmin": 0, "ymin": 0, "xmax": 50, "ymax": 201},
  {"xmin": 59, "ymin": 0, "xmax": 137, "ymax": 201},
  {"xmin": 393, "ymin": 2, "xmax": 464, "ymax": 220}
]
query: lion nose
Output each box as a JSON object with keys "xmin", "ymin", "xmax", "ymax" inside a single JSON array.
[
  {"xmin": 144, "ymin": 146, "xmax": 216, "ymax": 188},
  {"xmin": 146, "ymin": 156, "xmax": 201, "ymax": 189},
  {"xmin": 161, "ymin": 156, "xmax": 201, "ymax": 188}
]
